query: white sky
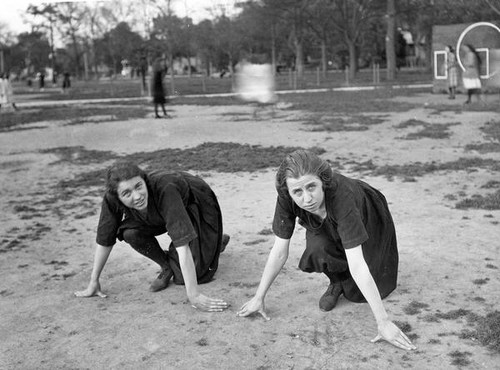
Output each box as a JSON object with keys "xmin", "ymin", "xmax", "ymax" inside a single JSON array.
[{"xmin": 0, "ymin": 0, "xmax": 239, "ymax": 35}]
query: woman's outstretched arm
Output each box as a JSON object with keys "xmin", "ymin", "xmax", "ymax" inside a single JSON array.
[
  {"xmin": 74, "ymin": 244, "xmax": 113, "ymax": 298},
  {"xmin": 345, "ymin": 245, "xmax": 416, "ymax": 351},
  {"xmin": 237, "ymin": 236, "xmax": 290, "ymax": 320},
  {"xmin": 176, "ymin": 244, "xmax": 229, "ymax": 312}
]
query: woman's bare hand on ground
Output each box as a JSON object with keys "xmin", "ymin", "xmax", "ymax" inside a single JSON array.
[
  {"xmin": 236, "ymin": 297, "xmax": 270, "ymax": 321},
  {"xmin": 189, "ymin": 293, "xmax": 229, "ymax": 312},
  {"xmin": 74, "ymin": 281, "xmax": 107, "ymax": 298},
  {"xmin": 371, "ymin": 320, "xmax": 416, "ymax": 350}
]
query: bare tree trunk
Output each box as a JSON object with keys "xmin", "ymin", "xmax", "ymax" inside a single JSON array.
[
  {"xmin": 295, "ymin": 39, "xmax": 304, "ymax": 79},
  {"xmin": 347, "ymin": 40, "xmax": 357, "ymax": 80},
  {"xmin": 321, "ymin": 40, "xmax": 327, "ymax": 78},
  {"xmin": 271, "ymin": 24, "xmax": 277, "ymax": 74},
  {"xmin": 385, "ymin": 0, "xmax": 396, "ymax": 81}
]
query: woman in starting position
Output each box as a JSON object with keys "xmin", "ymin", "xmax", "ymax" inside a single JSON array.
[
  {"xmin": 237, "ymin": 150, "xmax": 415, "ymax": 350},
  {"xmin": 75, "ymin": 162, "xmax": 229, "ymax": 312}
]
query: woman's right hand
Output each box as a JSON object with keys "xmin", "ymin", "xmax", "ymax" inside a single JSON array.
[
  {"xmin": 74, "ymin": 280, "xmax": 107, "ymax": 298},
  {"xmin": 237, "ymin": 296, "xmax": 270, "ymax": 320}
]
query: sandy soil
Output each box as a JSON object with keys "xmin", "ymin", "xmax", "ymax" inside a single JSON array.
[{"xmin": 1, "ymin": 93, "xmax": 499, "ymax": 370}]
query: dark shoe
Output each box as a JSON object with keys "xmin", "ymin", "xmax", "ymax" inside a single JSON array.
[
  {"xmin": 221, "ymin": 234, "xmax": 230, "ymax": 253},
  {"xmin": 319, "ymin": 282, "xmax": 343, "ymax": 312},
  {"xmin": 149, "ymin": 268, "xmax": 174, "ymax": 292}
]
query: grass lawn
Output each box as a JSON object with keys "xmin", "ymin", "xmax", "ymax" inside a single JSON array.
[{"xmin": 10, "ymin": 67, "xmax": 433, "ymax": 101}]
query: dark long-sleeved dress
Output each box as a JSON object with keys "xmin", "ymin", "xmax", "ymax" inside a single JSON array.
[
  {"xmin": 272, "ymin": 172, "xmax": 399, "ymax": 303},
  {"xmin": 96, "ymin": 171, "xmax": 224, "ymax": 284},
  {"xmin": 151, "ymin": 70, "xmax": 166, "ymax": 104}
]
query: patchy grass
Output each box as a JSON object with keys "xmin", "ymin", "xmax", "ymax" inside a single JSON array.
[
  {"xmin": 302, "ymin": 114, "xmax": 385, "ymax": 132},
  {"xmin": 465, "ymin": 120, "xmax": 500, "ymax": 153},
  {"xmin": 0, "ymin": 222, "xmax": 52, "ymax": 253},
  {"xmin": 43, "ymin": 143, "xmax": 325, "ymax": 190},
  {"xmin": 480, "ymin": 119, "xmax": 500, "ymax": 142},
  {"xmin": 280, "ymin": 88, "xmax": 421, "ymax": 114},
  {"xmin": 353, "ymin": 157, "xmax": 500, "ymax": 181},
  {"xmin": 402, "ymin": 123, "xmax": 459, "ymax": 140},
  {"xmin": 40, "ymin": 146, "xmax": 118, "ymax": 165},
  {"xmin": 448, "ymin": 350, "xmax": 472, "ymax": 366},
  {"xmin": 457, "ymin": 311, "xmax": 500, "ymax": 354},
  {"xmin": 0, "ymin": 105, "xmax": 149, "ymax": 131},
  {"xmin": 471, "ymin": 311, "xmax": 500, "ymax": 353},
  {"xmin": 455, "ymin": 190, "xmax": 500, "ymax": 210},
  {"xmin": 403, "ymin": 301, "xmax": 430, "ymax": 315},
  {"xmin": 472, "ymin": 278, "xmax": 489, "ymax": 286},
  {"xmin": 465, "ymin": 142, "xmax": 500, "ymax": 153}
]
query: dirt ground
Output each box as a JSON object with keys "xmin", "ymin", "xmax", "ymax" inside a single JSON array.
[{"xmin": 1, "ymin": 92, "xmax": 499, "ymax": 370}]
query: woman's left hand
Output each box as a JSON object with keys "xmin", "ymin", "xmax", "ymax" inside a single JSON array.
[
  {"xmin": 371, "ymin": 320, "xmax": 417, "ymax": 350},
  {"xmin": 189, "ymin": 293, "xmax": 229, "ymax": 312}
]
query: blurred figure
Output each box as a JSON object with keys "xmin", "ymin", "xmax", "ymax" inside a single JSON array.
[
  {"xmin": 38, "ymin": 71, "xmax": 45, "ymax": 91},
  {"xmin": 396, "ymin": 28, "xmax": 407, "ymax": 71},
  {"xmin": 235, "ymin": 61, "xmax": 277, "ymax": 119},
  {"xmin": 151, "ymin": 58, "xmax": 169, "ymax": 119},
  {"xmin": 461, "ymin": 44, "xmax": 482, "ymax": 104},
  {"xmin": 62, "ymin": 72, "xmax": 71, "ymax": 93},
  {"xmin": 445, "ymin": 45, "xmax": 458, "ymax": 99},
  {"xmin": 139, "ymin": 56, "xmax": 148, "ymax": 94},
  {"xmin": 0, "ymin": 72, "xmax": 19, "ymax": 111}
]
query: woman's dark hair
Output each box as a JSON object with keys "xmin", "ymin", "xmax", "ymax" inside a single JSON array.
[
  {"xmin": 275, "ymin": 150, "xmax": 334, "ymax": 194},
  {"xmin": 447, "ymin": 45, "xmax": 455, "ymax": 53},
  {"xmin": 106, "ymin": 161, "xmax": 146, "ymax": 195}
]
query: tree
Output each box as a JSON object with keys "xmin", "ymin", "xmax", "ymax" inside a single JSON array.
[
  {"xmin": 329, "ymin": 0, "xmax": 385, "ymax": 79},
  {"xmin": 98, "ymin": 22, "xmax": 144, "ymax": 76},
  {"xmin": 306, "ymin": 0, "xmax": 336, "ymax": 77},
  {"xmin": 27, "ymin": 4, "xmax": 58, "ymax": 81},
  {"xmin": 385, "ymin": 0, "xmax": 396, "ymax": 80},
  {"xmin": 15, "ymin": 31, "xmax": 51, "ymax": 77},
  {"xmin": 0, "ymin": 22, "xmax": 17, "ymax": 73},
  {"xmin": 192, "ymin": 20, "xmax": 216, "ymax": 75}
]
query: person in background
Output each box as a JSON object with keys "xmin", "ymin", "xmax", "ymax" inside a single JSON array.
[
  {"xmin": 0, "ymin": 72, "xmax": 19, "ymax": 111},
  {"xmin": 445, "ymin": 45, "xmax": 458, "ymax": 99},
  {"xmin": 151, "ymin": 58, "xmax": 169, "ymax": 118},
  {"xmin": 461, "ymin": 44, "xmax": 482, "ymax": 104},
  {"xmin": 238, "ymin": 150, "xmax": 416, "ymax": 351},
  {"xmin": 75, "ymin": 162, "xmax": 230, "ymax": 312},
  {"xmin": 62, "ymin": 72, "xmax": 71, "ymax": 93}
]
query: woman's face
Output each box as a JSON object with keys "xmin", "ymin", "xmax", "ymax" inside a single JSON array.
[
  {"xmin": 117, "ymin": 176, "xmax": 148, "ymax": 211},
  {"xmin": 286, "ymin": 174, "xmax": 325, "ymax": 214}
]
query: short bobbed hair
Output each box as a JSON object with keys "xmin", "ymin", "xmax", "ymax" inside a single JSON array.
[
  {"xmin": 275, "ymin": 150, "xmax": 334, "ymax": 194},
  {"xmin": 106, "ymin": 161, "xmax": 146, "ymax": 195}
]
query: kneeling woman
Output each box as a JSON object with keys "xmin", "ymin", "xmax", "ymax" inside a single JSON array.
[
  {"xmin": 75, "ymin": 162, "xmax": 229, "ymax": 312},
  {"xmin": 238, "ymin": 150, "xmax": 415, "ymax": 350}
]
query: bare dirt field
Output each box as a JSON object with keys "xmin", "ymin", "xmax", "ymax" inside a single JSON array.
[{"xmin": 1, "ymin": 92, "xmax": 499, "ymax": 369}]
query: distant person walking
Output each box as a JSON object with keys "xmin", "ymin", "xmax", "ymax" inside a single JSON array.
[
  {"xmin": 445, "ymin": 46, "xmax": 458, "ymax": 99},
  {"xmin": 461, "ymin": 44, "xmax": 482, "ymax": 104},
  {"xmin": 62, "ymin": 72, "xmax": 71, "ymax": 93},
  {"xmin": 151, "ymin": 58, "xmax": 169, "ymax": 119},
  {"xmin": 38, "ymin": 72, "xmax": 45, "ymax": 91},
  {"xmin": 0, "ymin": 73, "xmax": 19, "ymax": 111}
]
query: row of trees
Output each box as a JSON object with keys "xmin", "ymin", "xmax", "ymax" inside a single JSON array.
[{"xmin": 0, "ymin": 0, "xmax": 498, "ymax": 82}]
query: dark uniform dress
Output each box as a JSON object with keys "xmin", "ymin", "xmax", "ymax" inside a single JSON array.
[
  {"xmin": 152, "ymin": 70, "xmax": 166, "ymax": 104},
  {"xmin": 96, "ymin": 171, "xmax": 224, "ymax": 285},
  {"xmin": 272, "ymin": 172, "xmax": 399, "ymax": 303}
]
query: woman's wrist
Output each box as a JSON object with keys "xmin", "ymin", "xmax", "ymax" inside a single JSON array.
[{"xmin": 376, "ymin": 314, "xmax": 390, "ymax": 326}]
